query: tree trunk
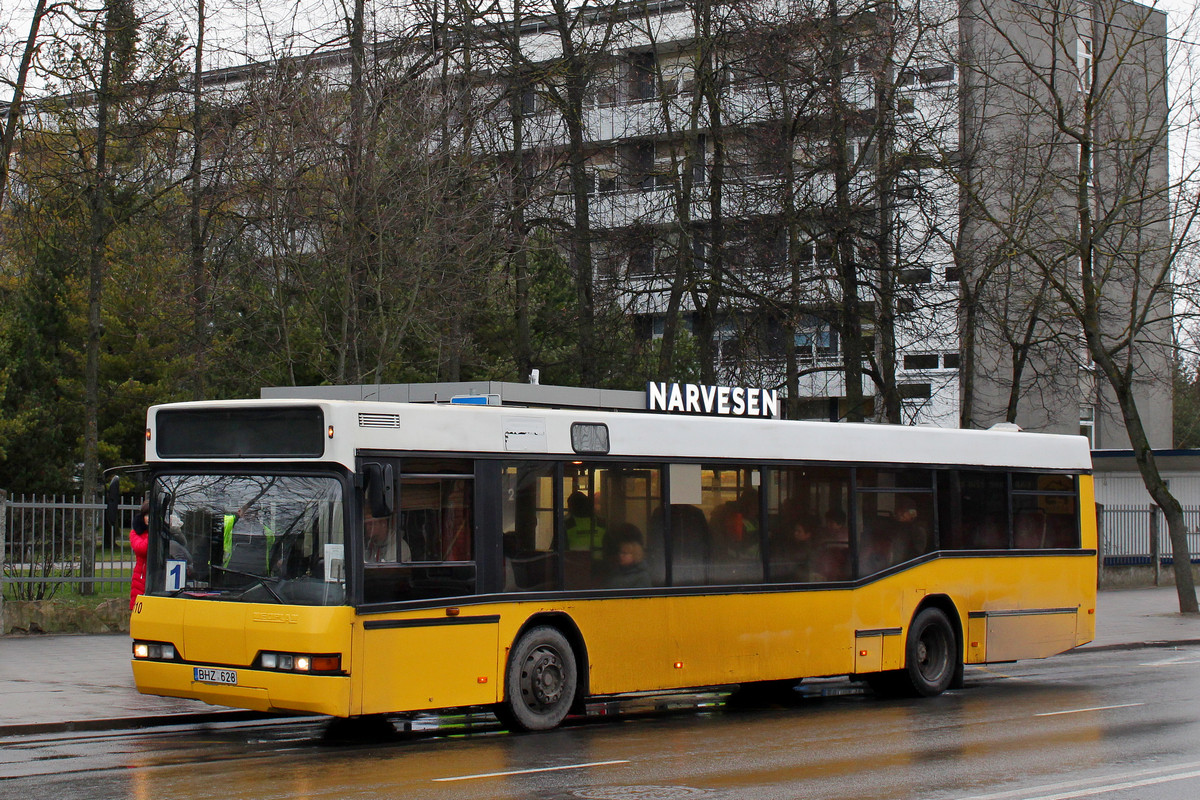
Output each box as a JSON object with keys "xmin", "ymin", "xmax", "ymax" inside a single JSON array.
[
  {"xmin": 83, "ymin": 5, "xmax": 118, "ymax": 502},
  {"xmin": 0, "ymin": 0, "xmax": 49, "ymax": 222},
  {"xmin": 188, "ymin": 0, "xmax": 207, "ymax": 400}
]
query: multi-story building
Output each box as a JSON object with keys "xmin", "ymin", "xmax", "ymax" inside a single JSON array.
[
  {"xmin": 8, "ymin": 0, "xmax": 1168, "ymax": 447},
  {"xmin": 468, "ymin": 0, "xmax": 1171, "ymax": 445}
]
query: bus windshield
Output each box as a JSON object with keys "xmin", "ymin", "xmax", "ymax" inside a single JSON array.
[{"xmin": 150, "ymin": 473, "xmax": 346, "ymax": 606}]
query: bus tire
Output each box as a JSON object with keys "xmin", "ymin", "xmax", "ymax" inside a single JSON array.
[
  {"xmin": 902, "ymin": 607, "xmax": 958, "ymax": 697},
  {"xmin": 502, "ymin": 626, "xmax": 578, "ymax": 731}
]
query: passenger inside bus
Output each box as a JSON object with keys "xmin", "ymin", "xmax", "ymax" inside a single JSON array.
[
  {"xmin": 564, "ymin": 491, "xmax": 606, "ymax": 562},
  {"xmin": 812, "ymin": 509, "xmax": 851, "ymax": 581},
  {"xmin": 364, "ymin": 505, "xmax": 405, "ymax": 562},
  {"xmin": 889, "ymin": 494, "xmax": 931, "ymax": 563},
  {"xmin": 772, "ymin": 514, "xmax": 818, "ymax": 581},
  {"xmin": 221, "ymin": 504, "xmax": 274, "ymax": 575},
  {"xmin": 605, "ymin": 523, "xmax": 651, "ymax": 589},
  {"xmin": 653, "ymin": 503, "xmax": 710, "ymax": 585}
]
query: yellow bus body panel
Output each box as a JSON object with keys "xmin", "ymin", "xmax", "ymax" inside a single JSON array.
[
  {"xmin": 353, "ymin": 614, "xmax": 502, "ymax": 716},
  {"xmin": 132, "ymin": 538, "xmax": 1096, "ymax": 717}
]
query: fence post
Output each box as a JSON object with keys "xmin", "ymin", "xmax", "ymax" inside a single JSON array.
[
  {"xmin": 80, "ymin": 494, "xmax": 96, "ymax": 597},
  {"xmin": 1, "ymin": 489, "xmax": 7, "ymax": 635},
  {"xmin": 1150, "ymin": 505, "xmax": 1161, "ymax": 587}
]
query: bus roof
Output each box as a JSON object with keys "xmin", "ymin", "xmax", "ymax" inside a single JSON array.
[{"xmin": 146, "ymin": 398, "xmax": 1092, "ymax": 472}]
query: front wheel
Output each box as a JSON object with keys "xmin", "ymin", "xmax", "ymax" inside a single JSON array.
[
  {"xmin": 902, "ymin": 607, "xmax": 958, "ymax": 697},
  {"xmin": 501, "ymin": 626, "xmax": 578, "ymax": 731}
]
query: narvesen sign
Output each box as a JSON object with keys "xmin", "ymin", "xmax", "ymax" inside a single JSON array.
[{"xmin": 647, "ymin": 382, "xmax": 780, "ymax": 419}]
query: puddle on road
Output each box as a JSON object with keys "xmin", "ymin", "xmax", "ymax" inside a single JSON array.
[{"xmin": 572, "ymin": 787, "xmax": 714, "ymax": 800}]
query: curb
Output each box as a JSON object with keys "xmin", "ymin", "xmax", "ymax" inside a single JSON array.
[
  {"xmin": 0, "ymin": 709, "xmax": 290, "ymax": 738},
  {"xmin": 1073, "ymin": 637, "xmax": 1200, "ymax": 654}
]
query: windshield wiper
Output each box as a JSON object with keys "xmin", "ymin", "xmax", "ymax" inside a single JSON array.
[{"xmin": 209, "ymin": 564, "xmax": 286, "ymax": 604}]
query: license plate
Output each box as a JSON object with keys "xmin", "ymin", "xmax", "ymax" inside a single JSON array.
[{"xmin": 194, "ymin": 667, "xmax": 238, "ymax": 685}]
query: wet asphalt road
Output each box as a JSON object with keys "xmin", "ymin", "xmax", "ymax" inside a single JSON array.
[{"xmin": 4, "ymin": 645, "xmax": 1200, "ymax": 800}]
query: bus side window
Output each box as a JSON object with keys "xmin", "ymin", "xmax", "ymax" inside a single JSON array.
[
  {"xmin": 1012, "ymin": 476, "xmax": 1079, "ymax": 549},
  {"xmin": 938, "ymin": 470, "xmax": 1008, "ymax": 550},
  {"xmin": 363, "ymin": 460, "xmax": 476, "ymax": 603},
  {"xmin": 696, "ymin": 466, "xmax": 763, "ymax": 585},
  {"xmin": 502, "ymin": 462, "xmax": 561, "ymax": 592},
  {"xmin": 766, "ymin": 465, "xmax": 851, "ymax": 583}
]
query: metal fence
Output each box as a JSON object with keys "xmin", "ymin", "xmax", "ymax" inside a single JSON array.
[
  {"xmin": 1099, "ymin": 505, "xmax": 1200, "ymax": 568},
  {"xmin": 1, "ymin": 492, "xmax": 141, "ymax": 600}
]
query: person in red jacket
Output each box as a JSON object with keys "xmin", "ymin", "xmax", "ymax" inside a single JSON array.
[{"xmin": 129, "ymin": 500, "xmax": 149, "ymax": 610}]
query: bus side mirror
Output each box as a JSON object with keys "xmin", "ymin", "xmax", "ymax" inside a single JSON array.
[
  {"xmin": 104, "ymin": 476, "xmax": 121, "ymax": 529},
  {"xmin": 365, "ymin": 463, "xmax": 394, "ymax": 517}
]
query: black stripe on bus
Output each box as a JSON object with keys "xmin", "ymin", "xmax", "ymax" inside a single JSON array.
[
  {"xmin": 967, "ymin": 607, "xmax": 1078, "ymax": 619},
  {"xmin": 362, "ymin": 614, "xmax": 501, "ymax": 631},
  {"xmin": 855, "ymin": 627, "xmax": 903, "ymax": 638}
]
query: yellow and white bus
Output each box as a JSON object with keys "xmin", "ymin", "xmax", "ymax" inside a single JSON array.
[{"xmin": 128, "ymin": 398, "xmax": 1095, "ymax": 730}]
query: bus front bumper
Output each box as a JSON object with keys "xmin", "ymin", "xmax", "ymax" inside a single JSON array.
[{"xmin": 132, "ymin": 659, "xmax": 352, "ymax": 717}]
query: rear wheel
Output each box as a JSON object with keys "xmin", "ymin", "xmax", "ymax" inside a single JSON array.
[
  {"xmin": 501, "ymin": 626, "xmax": 578, "ymax": 731},
  {"xmin": 902, "ymin": 607, "xmax": 957, "ymax": 697}
]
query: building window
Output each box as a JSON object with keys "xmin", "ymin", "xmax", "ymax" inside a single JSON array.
[
  {"xmin": 919, "ymin": 65, "xmax": 955, "ymax": 85},
  {"xmin": 899, "ymin": 267, "xmax": 931, "ymax": 284},
  {"xmin": 691, "ymin": 134, "xmax": 708, "ymax": 186},
  {"xmin": 797, "ymin": 240, "xmax": 833, "ymax": 270},
  {"xmin": 899, "ymin": 383, "xmax": 931, "ymax": 400},
  {"xmin": 899, "ymin": 383, "xmax": 932, "ymax": 425},
  {"xmin": 521, "ymin": 88, "xmax": 542, "ymax": 116},
  {"xmin": 1080, "ymin": 404, "xmax": 1095, "ymax": 448},
  {"xmin": 903, "ymin": 353, "xmax": 939, "ymax": 371},
  {"xmin": 631, "ymin": 52, "xmax": 656, "ymax": 101},
  {"xmin": 588, "ymin": 171, "xmax": 618, "ymax": 195},
  {"xmin": 1077, "ymin": 36, "xmax": 1093, "ymax": 92},
  {"xmin": 795, "ymin": 315, "xmax": 839, "ymax": 362},
  {"xmin": 898, "ymin": 64, "xmax": 955, "ymax": 88},
  {"xmin": 942, "ymin": 352, "xmax": 960, "ymax": 370},
  {"xmin": 629, "ymin": 242, "xmax": 655, "ymax": 276}
]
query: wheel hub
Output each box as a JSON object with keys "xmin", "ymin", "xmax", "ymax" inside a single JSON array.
[{"xmin": 525, "ymin": 647, "xmax": 564, "ymax": 707}]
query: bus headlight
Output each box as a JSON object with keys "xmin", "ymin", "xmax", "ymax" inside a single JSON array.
[
  {"xmin": 257, "ymin": 651, "xmax": 342, "ymax": 674},
  {"xmin": 132, "ymin": 641, "xmax": 177, "ymax": 660}
]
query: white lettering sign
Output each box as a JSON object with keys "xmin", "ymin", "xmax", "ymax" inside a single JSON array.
[{"xmin": 646, "ymin": 382, "xmax": 780, "ymax": 419}]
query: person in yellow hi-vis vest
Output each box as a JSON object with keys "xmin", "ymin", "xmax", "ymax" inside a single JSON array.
[
  {"xmin": 222, "ymin": 504, "xmax": 275, "ymax": 574},
  {"xmin": 564, "ymin": 491, "xmax": 605, "ymax": 562}
]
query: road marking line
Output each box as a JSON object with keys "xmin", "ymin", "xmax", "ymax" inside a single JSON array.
[
  {"xmin": 1034, "ymin": 702, "xmax": 1143, "ymax": 717},
  {"xmin": 1002, "ymin": 767, "xmax": 1200, "ymax": 800},
  {"xmin": 433, "ymin": 760, "xmax": 631, "ymax": 782},
  {"xmin": 946, "ymin": 760, "xmax": 1200, "ymax": 800},
  {"xmin": 1140, "ymin": 655, "xmax": 1200, "ymax": 666}
]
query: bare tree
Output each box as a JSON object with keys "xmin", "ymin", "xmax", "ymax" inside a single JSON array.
[{"xmin": 0, "ymin": 0, "xmax": 66, "ymax": 219}]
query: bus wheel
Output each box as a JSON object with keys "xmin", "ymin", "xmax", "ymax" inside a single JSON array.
[
  {"xmin": 502, "ymin": 626, "xmax": 578, "ymax": 731},
  {"xmin": 903, "ymin": 607, "xmax": 957, "ymax": 697}
]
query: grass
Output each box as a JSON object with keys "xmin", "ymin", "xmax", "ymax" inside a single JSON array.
[{"xmin": 3, "ymin": 575, "xmax": 131, "ymax": 604}]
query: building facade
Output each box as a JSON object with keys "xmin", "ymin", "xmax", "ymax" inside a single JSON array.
[{"xmin": 474, "ymin": 0, "xmax": 1171, "ymax": 442}]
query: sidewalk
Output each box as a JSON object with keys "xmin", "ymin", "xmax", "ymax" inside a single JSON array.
[
  {"xmin": 2, "ymin": 587, "xmax": 1198, "ymax": 735},
  {"xmin": 1086, "ymin": 585, "xmax": 1200, "ymax": 650}
]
